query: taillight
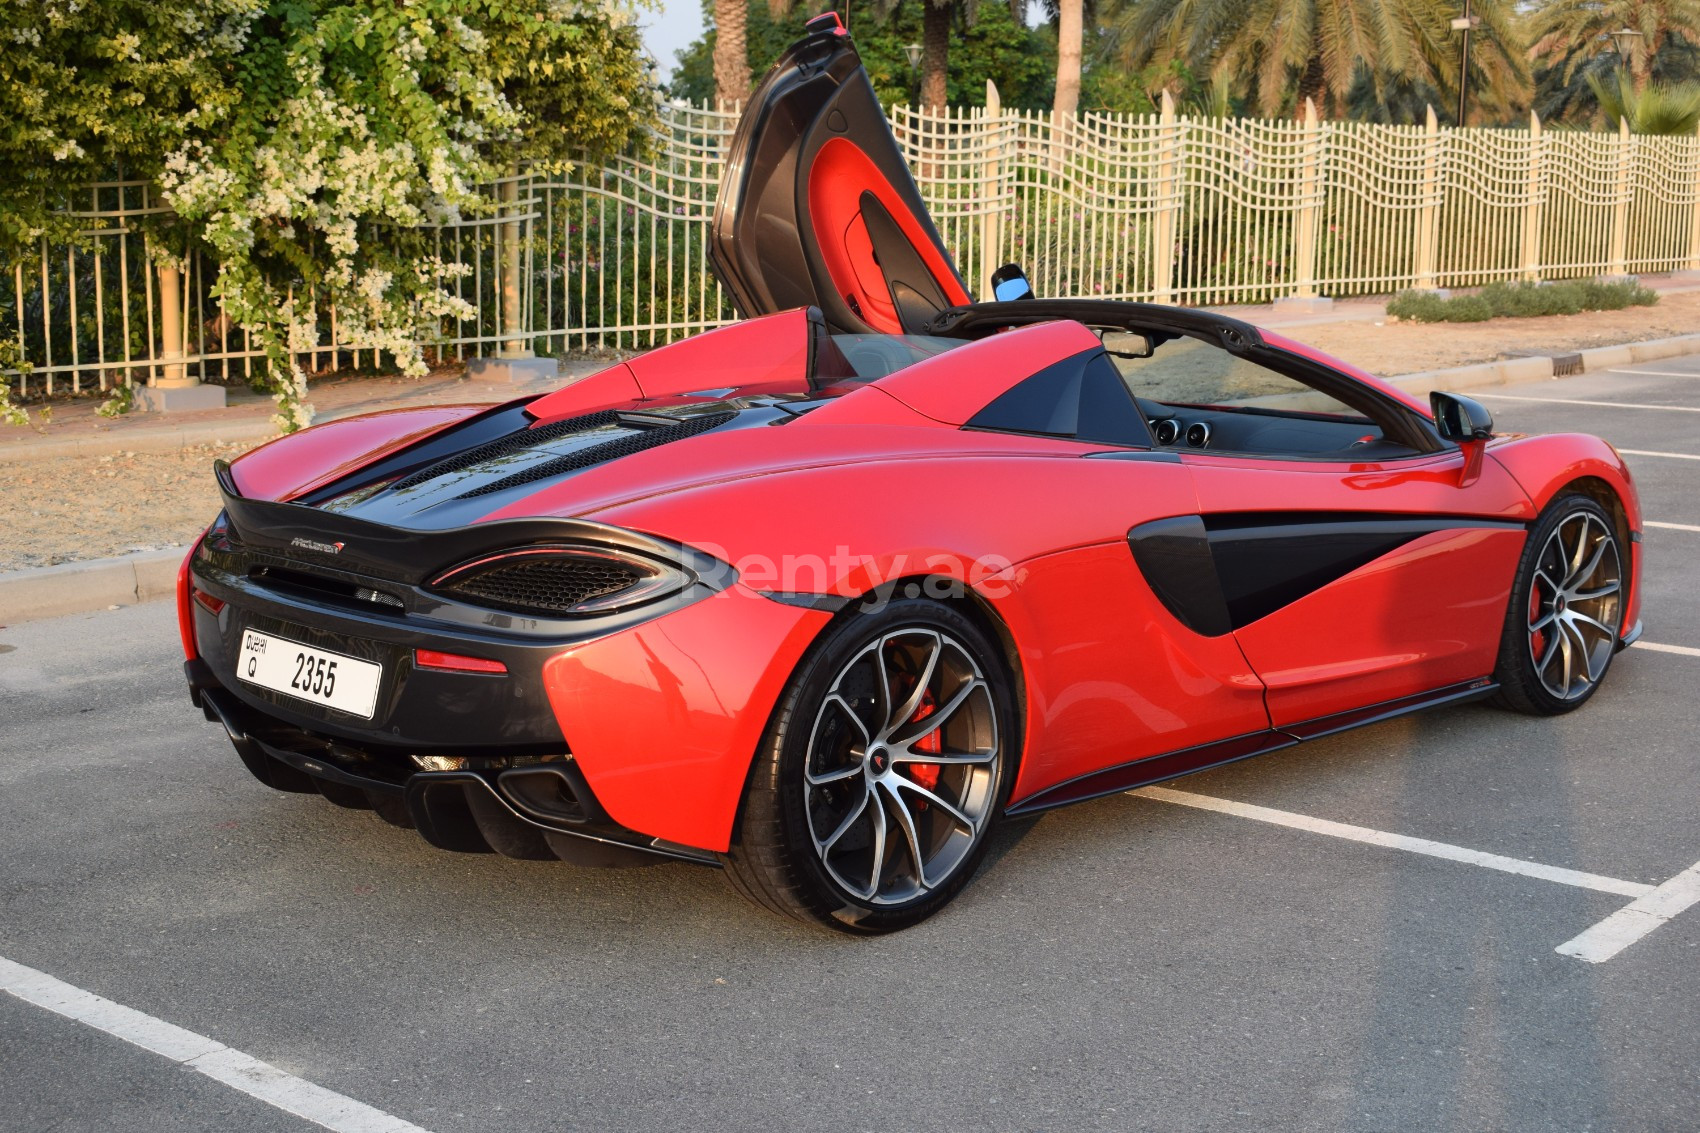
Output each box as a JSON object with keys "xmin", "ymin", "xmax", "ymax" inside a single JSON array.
[
  {"xmin": 415, "ymin": 649, "xmax": 508, "ymax": 674},
  {"xmin": 430, "ymin": 545, "xmax": 691, "ymax": 618},
  {"xmin": 192, "ymin": 586, "xmax": 226, "ymax": 615}
]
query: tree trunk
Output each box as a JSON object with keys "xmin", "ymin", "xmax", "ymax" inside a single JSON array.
[
  {"xmin": 1054, "ymin": 0, "xmax": 1083, "ymax": 119},
  {"xmin": 714, "ymin": 0, "xmax": 751, "ymax": 108},
  {"xmin": 921, "ymin": 2, "xmax": 949, "ymax": 111}
]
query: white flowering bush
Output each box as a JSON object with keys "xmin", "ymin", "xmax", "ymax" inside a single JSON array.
[
  {"xmin": 0, "ymin": 1, "xmax": 256, "ymax": 252},
  {"xmin": 2, "ymin": 0, "xmax": 654, "ymax": 431}
]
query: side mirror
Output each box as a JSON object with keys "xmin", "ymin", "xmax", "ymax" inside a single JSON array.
[
  {"xmin": 990, "ymin": 263, "xmax": 1034, "ymax": 302},
  {"xmin": 1430, "ymin": 390, "xmax": 1494, "ymax": 443}
]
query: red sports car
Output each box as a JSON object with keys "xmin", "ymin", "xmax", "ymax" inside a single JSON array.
[{"xmin": 177, "ymin": 20, "xmax": 1642, "ymax": 932}]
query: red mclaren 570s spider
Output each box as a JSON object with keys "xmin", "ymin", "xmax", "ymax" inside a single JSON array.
[{"xmin": 177, "ymin": 19, "xmax": 1642, "ymax": 932}]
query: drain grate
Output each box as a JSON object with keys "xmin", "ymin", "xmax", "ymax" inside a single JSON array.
[{"xmin": 1551, "ymin": 352, "xmax": 1584, "ymax": 377}]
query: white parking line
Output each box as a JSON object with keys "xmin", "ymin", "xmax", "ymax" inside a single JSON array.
[
  {"xmin": 1128, "ymin": 785, "xmax": 1652, "ymax": 897},
  {"xmin": 1556, "ymin": 860, "xmax": 1700, "ymax": 963},
  {"xmin": 0, "ymin": 955, "xmax": 430, "ymax": 1133},
  {"xmin": 1645, "ymin": 521, "xmax": 1700, "ymax": 532},
  {"xmin": 1607, "ymin": 368, "xmax": 1700, "ymax": 378},
  {"xmin": 1473, "ymin": 393, "xmax": 1700, "ymax": 412},
  {"xmin": 1633, "ymin": 641, "xmax": 1700, "ymax": 658},
  {"xmin": 1619, "ymin": 449, "xmax": 1700, "ymax": 460}
]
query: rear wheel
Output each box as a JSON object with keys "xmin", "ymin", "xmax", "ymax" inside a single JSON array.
[
  {"xmin": 722, "ymin": 598, "xmax": 1016, "ymax": 933},
  {"xmin": 1491, "ymin": 494, "xmax": 1625, "ymax": 715}
]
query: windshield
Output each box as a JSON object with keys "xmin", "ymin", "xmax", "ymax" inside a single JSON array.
[{"xmin": 1109, "ymin": 334, "xmax": 1368, "ymax": 420}]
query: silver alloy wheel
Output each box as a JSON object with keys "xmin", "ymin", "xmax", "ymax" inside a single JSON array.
[
  {"xmin": 1528, "ymin": 511, "xmax": 1623, "ymax": 701},
  {"xmin": 803, "ymin": 628, "xmax": 1001, "ymax": 905}
]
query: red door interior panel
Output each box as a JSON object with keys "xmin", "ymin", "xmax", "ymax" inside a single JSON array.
[{"xmin": 808, "ymin": 138, "xmax": 971, "ymax": 333}]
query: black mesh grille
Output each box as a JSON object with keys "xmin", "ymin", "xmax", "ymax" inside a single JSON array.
[
  {"xmin": 386, "ymin": 410, "xmax": 624, "ymax": 494},
  {"xmin": 454, "ymin": 411, "xmax": 738, "ymax": 499},
  {"xmin": 440, "ymin": 556, "xmax": 648, "ymax": 615}
]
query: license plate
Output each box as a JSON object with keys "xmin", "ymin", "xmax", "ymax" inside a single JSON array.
[{"xmin": 236, "ymin": 629, "xmax": 383, "ymax": 719}]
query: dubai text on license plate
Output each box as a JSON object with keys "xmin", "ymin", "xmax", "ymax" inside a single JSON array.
[{"xmin": 236, "ymin": 629, "xmax": 383, "ymax": 719}]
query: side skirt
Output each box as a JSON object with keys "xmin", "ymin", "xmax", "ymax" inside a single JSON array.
[{"xmin": 1004, "ymin": 678, "xmax": 1498, "ymax": 817}]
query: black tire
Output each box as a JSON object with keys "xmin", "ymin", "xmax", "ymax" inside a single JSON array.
[
  {"xmin": 1490, "ymin": 493, "xmax": 1626, "ymax": 716},
  {"xmin": 721, "ymin": 597, "xmax": 1018, "ymax": 934}
]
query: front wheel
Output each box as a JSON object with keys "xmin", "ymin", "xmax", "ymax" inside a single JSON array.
[
  {"xmin": 722, "ymin": 598, "xmax": 1017, "ymax": 933},
  {"xmin": 1491, "ymin": 494, "xmax": 1626, "ymax": 715}
]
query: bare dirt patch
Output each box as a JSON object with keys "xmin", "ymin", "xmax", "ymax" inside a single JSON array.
[
  {"xmin": 1, "ymin": 442, "xmax": 253, "ymax": 571},
  {"xmin": 1288, "ymin": 290, "xmax": 1700, "ymax": 375}
]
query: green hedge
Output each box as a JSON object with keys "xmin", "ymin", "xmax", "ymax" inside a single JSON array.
[{"xmin": 1386, "ymin": 279, "xmax": 1658, "ymax": 323}]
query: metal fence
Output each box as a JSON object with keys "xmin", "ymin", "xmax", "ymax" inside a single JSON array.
[{"xmin": 8, "ymin": 94, "xmax": 1700, "ymax": 396}]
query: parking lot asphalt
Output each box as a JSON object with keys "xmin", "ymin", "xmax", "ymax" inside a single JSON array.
[{"xmin": 2, "ymin": 356, "xmax": 1697, "ymax": 1133}]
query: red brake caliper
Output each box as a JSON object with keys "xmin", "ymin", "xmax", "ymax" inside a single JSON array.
[
  {"xmin": 1530, "ymin": 583, "xmax": 1546, "ymax": 659},
  {"xmin": 905, "ymin": 687, "xmax": 942, "ymax": 793}
]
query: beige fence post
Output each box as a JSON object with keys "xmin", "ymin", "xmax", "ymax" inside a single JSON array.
[
  {"xmin": 1274, "ymin": 99, "xmax": 1331, "ymax": 313},
  {"xmin": 1151, "ymin": 90, "xmax": 1179, "ymax": 304},
  {"xmin": 156, "ymin": 262, "xmax": 185, "ymax": 386},
  {"xmin": 1689, "ymin": 121, "xmax": 1700, "ymax": 271},
  {"xmin": 1293, "ymin": 99, "xmax": 1321, "ymax": 298},
  {"xmin": 1415, "ymin": 105, "xmax": 1441, "ymax": 291},
  {"xmin": 1609, "ymin": 117, "xmax": 1632, "ymax": 277},
  {"xmin": 980, "ymin": 80, "xmax": 1005, "ymax": 299},
  {"xmin": 137, "ymin": 259, "xmax": 225, "ymax": 411},
  {"xmin": 1522, "ymin": 110, "xmax": 1544, "ymax": 282},
  {"xmin": 500, "ymin": 175, "xmax": 527, "ymax": 357}
]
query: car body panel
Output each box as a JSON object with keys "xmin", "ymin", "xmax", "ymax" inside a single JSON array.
[
  {"xmin": 1482, "ymin": 433, "xmax": 1644, "ymax": 634},
  {"xmin": 541, "ymin": 583, "xmax": 832, "ymax": 850},
  {"xmin": 230, "ymin": 404, "xmax": 490, "ymax": 502},
  {"xmin": 1230, "ymin": 526, "xmax": 1525, "ymax": 724},
  {"xmin": 980, "ymin": 541, "xmax": 1270, "ymax": 803},
  {"xmin": 526, "ymin": 309, "xmax": 819, "ymax": 423},
  {"xmin": 868, "ymin": 320, "xmax": 1104, "ymax": 424}
]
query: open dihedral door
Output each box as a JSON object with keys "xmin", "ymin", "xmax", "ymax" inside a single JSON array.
[{"xmin": 709, "ymin": 14, "xmax": 973, "ymax": 335}]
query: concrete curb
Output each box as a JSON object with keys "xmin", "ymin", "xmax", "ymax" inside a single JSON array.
[
  {"xmin": 1387, "ymin": 331, "xmax": 1700, "ymax": 399},
  {"xmin": 0, "ymin": 548, "xmax": 184, "ymax": 626}
]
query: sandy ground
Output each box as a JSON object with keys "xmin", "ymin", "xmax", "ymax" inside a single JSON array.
[
  {"xmin": 3, "ymin": 295, "xmax": 1697, "ymax": 573},
  {"xmin": 1292, "ymin": 290, "xmax": 1700, "ymax": 374},
  {"xmin": 1, "ymin": 443, "xmax": 253, "ymax": 571}
]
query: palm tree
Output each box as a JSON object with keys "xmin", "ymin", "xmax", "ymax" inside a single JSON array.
[
  {"xmin": 1027, "ymin": 0, "xmax": 1089, "ymax": 118},
  {"xmin": 1528, "ymin": 0, "xmax": 1700, "ymax": 94},
  {"xmin": 1056, "ymin": 0, "xmax": 1084, "ymax": 117},
  {"xmin": 915, "ymin": 0, "xmax": 954, "ymax": 108},
  {"xmin": 714, "ymin": 0, "xmax": 752, "ymax": 105},
  {"xmin": 1110, "ymin": 0, "xmax": 1529, "ymax": 120},
  {"xmin": 1534, "ymin": 34, "xmax": 1700, "ymax": 121},
  {"xmin": 1587, "ymin": 68, "xmax": 1700, "ymax": 130}
]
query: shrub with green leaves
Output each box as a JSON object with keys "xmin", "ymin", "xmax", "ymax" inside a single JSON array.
[{"xmin": 1387, "ymin": 278, "xmax": 1658, "ymax": 323}]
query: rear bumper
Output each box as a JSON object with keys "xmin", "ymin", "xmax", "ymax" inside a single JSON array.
[{"xmin": 189, "ymin": 660, "xmax": 716, "ymax": 867}]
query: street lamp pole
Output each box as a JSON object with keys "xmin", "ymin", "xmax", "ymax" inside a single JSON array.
[
  {"xmin": 1452, "ymin": 0, "xmax": 1476, "ymax": 126},
  {"xmin": 1609, "ymin": 26, "xmax": 1645, "ymax": 91},
  {"xmin": 904, "ymin": 42, "xmax": 922, "ymax": 109}
]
